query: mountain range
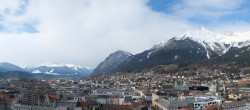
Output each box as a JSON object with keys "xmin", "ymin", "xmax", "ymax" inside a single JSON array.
[
  {"xmin": 0, "ymin": 27, "xmax": 249, "ymax": 77},
  {"xmin": 0, "ymin": 62, "xmax": 92, "ymax": 78},
  {"xmin": 25, "ymin": 62, "xmax": 92, "ymax": 76},
  {"xmin": 92, "ymin": 27, "xmax": 250, "ymax": 74}
]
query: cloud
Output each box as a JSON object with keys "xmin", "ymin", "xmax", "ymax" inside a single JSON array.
[
  {"xmin": 0, "ymin": 0, "xmax": 193, "ymax": 67},
  {"xmin": 169, "ymin": 0, "xmax": 248, "ymax": 24},
  {"xmin": 1, "ymin": 0, "xmax": 250, "ymax": 68},
  {"xmin": 182, "ymin": 0, "xmax": 245, "ymax": 10},
  {"xmin": 212, "ymin": 21, "xmax": 250, "ymax": 32},
  {"xmin": 0, "ymin": 0, "xmax": 36, "ymax": 33},
  {"xmin": 160, "ymin": 0, "xmax": 250, "ymax": 31}
]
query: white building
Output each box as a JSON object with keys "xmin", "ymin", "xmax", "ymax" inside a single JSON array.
[{"xmin": 154, "ymin": 94, "xmax": 224, "ymax": 110}]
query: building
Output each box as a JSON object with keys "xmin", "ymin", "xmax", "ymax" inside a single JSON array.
[
  {"xmin": 87, "ymin": 94, "xmax": 124, "ymax": 105},
  {"xmin": 21, "ymin": 88, "xmax": 41, "ymax": 105},
  {"xmin": 153, "ymin": 86, "xmax": 225, "ymax": 110}
]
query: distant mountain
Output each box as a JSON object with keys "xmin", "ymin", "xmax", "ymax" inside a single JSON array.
[
  {"xmin": 20, "ymin": 65, "xmax": 34, "ymax": 72},
  {"xmin": 92, "ymin": 50, "xmax": 132, "ymax": 74},
  {"xmin": 93, "ymin": 27, "xmax": 250, "ymax": 74},
  {"xmin": 0, "ymin": 62, "xmax": 27, "ymax": 72},
  {"xmin": 25, "ymin": 62, "xmax": 92, "ymax": 76},
  {"xmin": 0, "ymin": 62, "xmax": 92, "ymax": 78},
  {"xmin": 0, "ymin": 71, "xmax": 33, "ymax": 78},
  {"xmin": 0, "ymin": 63, "xmax": 32, "ymax": 78}
]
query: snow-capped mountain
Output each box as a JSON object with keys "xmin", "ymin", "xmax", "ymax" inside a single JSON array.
[
  {"xmin": 177, "ymin": 27, "xmax": 250, "ymax": 44},
  {"xmin": 92, "ymin": 50, "xmax": 133, "ymax": 74},
  {"xmin": 219, "ymin": 31, "xmax": 250, "ymax": 43},
  {"xmin": 25, "ymin": 62, "xmax": 92, "ymax": 75},
  {"xmin": 119, "ymin": 37, "xmax": 209, "ymax": 71},
  {"xmin": 93, "ymin": 27, "xmax": 250, "ymax": 74},
  {"xmin": 150, "ymin": 27, "xmax": 250, "ymax": 59},
  {"xmin": 19, "ymin": 65, "xmax": 34, "ymax": 72}
]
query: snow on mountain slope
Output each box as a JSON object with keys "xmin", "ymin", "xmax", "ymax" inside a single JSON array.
[
  {"xmin": 178, "ymin": 27, "xmax": 250, "ymax": 43},
  {"xmin": 149, "ymin": 27, "xmax": 250, "ymax": 59},
  {"xmin": 24, "ymin": 62, "xmax": 92, "ymax": 75},
  {"xmin": 219, "ymin": 31, "xmax": 250, "ymax": 43},
  {"xmin": 39, "ymin": 62, "xmax": 91, "ymax": 69},
  {"xmin": 178, "ymin": 27, "xmax": 219, "ymax": 42}
]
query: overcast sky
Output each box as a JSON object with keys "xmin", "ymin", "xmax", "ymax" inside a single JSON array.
[{"xmin": 0, "ymin": 0, "xmax": 250, "ymax": 68}]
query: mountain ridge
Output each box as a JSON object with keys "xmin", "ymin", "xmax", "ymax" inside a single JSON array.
[
  {"xmin": 93, "ymin": 27, "xmax": 250, "ymax": 74},
  {"xmin": 25, "ymin": 62, "xmax": 92, "ymax": 76},
  {"xmin": 92, "ymin": 50, "xmax": 133, "ymax": 74}
]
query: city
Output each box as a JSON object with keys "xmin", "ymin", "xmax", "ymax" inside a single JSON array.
[
  {"xmin": 1, "ymin": 0, "xmax": 250, "ymax": 110},
  {"xmin": 0, "ymin": 70, "xmax": 250, "ymax": 110}
]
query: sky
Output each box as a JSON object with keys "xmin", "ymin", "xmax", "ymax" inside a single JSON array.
[{"xmin": 0, "ymin": 0, "xmax": 250, "ymax": 68}]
